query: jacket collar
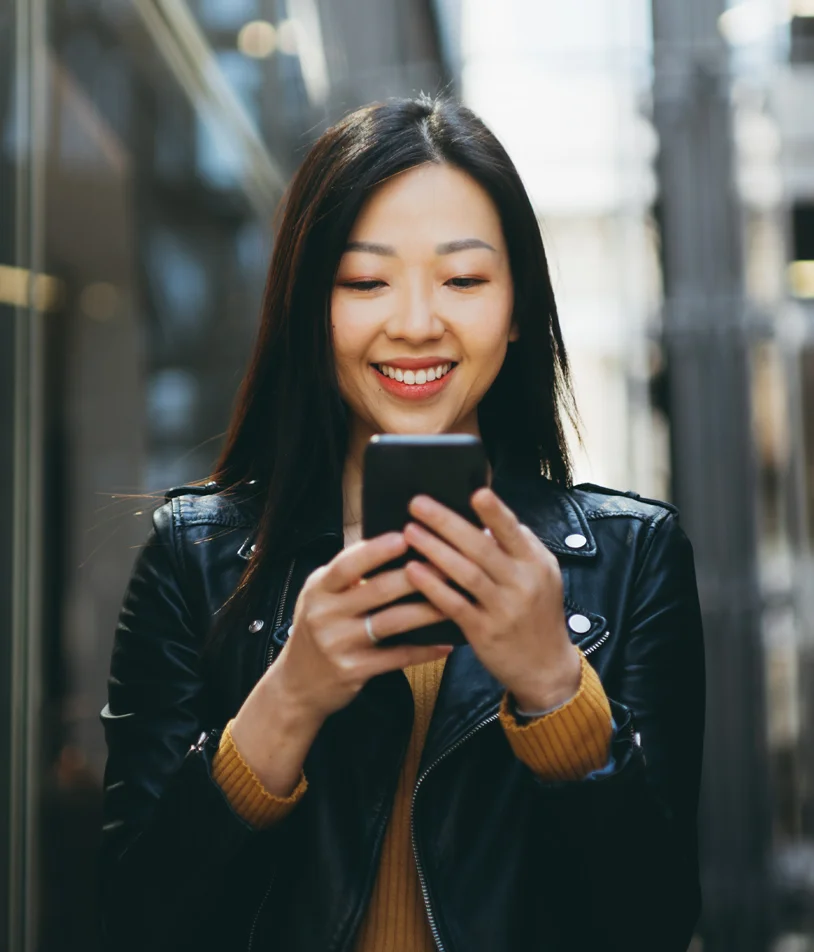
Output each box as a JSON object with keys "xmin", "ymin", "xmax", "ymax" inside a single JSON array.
[
  {"xmin": 491, "ymin": 461, "xmax": 597, "ymax": 559},
  {"xmin": 237, "ymin": 479, "xmax": 343, "ymax": 561}
]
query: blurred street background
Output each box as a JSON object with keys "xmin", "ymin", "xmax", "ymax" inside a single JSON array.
[{"xmin": 2, "ymin": 0, "xmax": 814, "ymax": 948}]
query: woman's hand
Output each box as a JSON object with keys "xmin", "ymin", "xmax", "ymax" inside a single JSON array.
[
  {"xmin": 272, "ymin": 532, "xmax": 451, "ymax": 724},
  {"xmin": 230, "ymin": 532, "xmax": 451, "ymax": 795},
  {"xmin": 403, "ymin": 488, "xmax": 581, "ymax": 712}
]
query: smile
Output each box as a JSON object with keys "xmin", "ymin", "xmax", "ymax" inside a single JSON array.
[
  {"xmin": 371, "ymin": 361, "xmax": 458, "ymax": 400},
  {"xmin": 374, "ymin": 362, "xmax": 454, "ymax": 385}
]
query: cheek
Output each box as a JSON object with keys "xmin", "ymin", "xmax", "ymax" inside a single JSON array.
[
  {"xmin": 330, "ymin": 297, "xmax": 374, "ymax": 394},
  {"xmin": 331, "ymin": 298, "xmax": 363, "ymax": 361},
  {"xmin": 464, "ymin": 288, "xmax": 515, "ymax": 359}
]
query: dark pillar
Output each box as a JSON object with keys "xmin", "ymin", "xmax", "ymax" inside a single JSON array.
[
  {"xmin": 0, "ymin": 1, "xmax": 47, "ymax": 949},
  {"xmin": 651, "ymin": 1, "xmax": 773, "ymax": 949}
]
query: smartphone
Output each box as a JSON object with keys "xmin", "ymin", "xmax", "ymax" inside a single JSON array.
[{"xmin": 362, "ymin": 434, "xmax": 488, "ymax": 647}]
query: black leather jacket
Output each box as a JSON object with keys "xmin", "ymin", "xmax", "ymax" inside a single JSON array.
[{"xmin": 100, "ymin": 464, "xmax": 705, "ymax": 952}]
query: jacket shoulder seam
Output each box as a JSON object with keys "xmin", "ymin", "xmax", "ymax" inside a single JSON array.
[
  {"xmin": 633, "ymin": 510, "xmax": 679, "ymax": 586},
  {"xmin": 582, "ymin": 507, "xmax": 673, "ymax": 531},
  {"xmin": 582, "ymin": 508, "xmax": 656, "ymax": 524},
  {"xmin": 574, "ymin": 482, "xmax": 678, "ymax": 515},
  {"xmin": 169, "ymin": 496, "xmax": 188, "ymax": 581},
  {"xmin": 175, "ymin": 512, "xmax": 251, "ymax": 529},
  {"xmin": 164, "ymin": 480, "xmax": 219, "ymax": 501},
  {"xmin": 170, "ymin": 494, "xmax": 254, "ymax": 530}
]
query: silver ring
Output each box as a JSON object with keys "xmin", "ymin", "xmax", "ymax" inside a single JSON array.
[{"xmin": 364, "ymin": 614, "xmax": 379, "ymax": 645}]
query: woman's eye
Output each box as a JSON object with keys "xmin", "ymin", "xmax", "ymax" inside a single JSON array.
[
  {"xmin": 342, "ymin": 279, "xmax": 386, "ymax": 292},
  {"xmin": 447, "ymin": 276, "xmax": 486, "ymax": 289}
]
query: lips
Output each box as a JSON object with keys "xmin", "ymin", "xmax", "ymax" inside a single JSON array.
[{"xmin": 371, "ymin": 361, "xmax": 458, "ymax": 400}]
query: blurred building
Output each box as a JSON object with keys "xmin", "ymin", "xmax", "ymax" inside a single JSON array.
[
  {"xmin": 1, "ymin": 1, "xmax": 447, "ymax": 947},
  {"xmin": 3, "ymin": 0, "xmax": 814, "ymax": 950}
]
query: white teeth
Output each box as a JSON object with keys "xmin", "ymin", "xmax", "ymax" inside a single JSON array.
[{"xmin": 378, "ymin": 362, "xmax": 455, "ymax": 384}]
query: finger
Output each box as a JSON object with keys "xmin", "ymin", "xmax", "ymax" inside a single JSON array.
[
  {"xmin": 411, "ymin": 559, "xmax": 445, "ymax": 581},
  {"xmin": 407, "ymin": 495, "xmax": 513, "ymax": 583},
  {"xmin": 470, "ymin": 488, "xmax": 530, "ymax": 558},
  {"xmin": 404, "ymin": 522, "xmax": 498, "ymax": 603},
  {"xmin": 405, "ymin": 560, "xmax": 480, "ymax": 630},
  {"xmin": 341, "ymin": 567, "xmax": 420, "ymax": 615},
  {"xmin": 368, "ymin": 600, "xmax": 447, "ymax": 640},
  {"xmin": 321, "ymin": 533, "xmax": 406, "ymax": 593},
  {"xmin": 364, "ymin": 643, "xmax": 454, "ymax": 678}
]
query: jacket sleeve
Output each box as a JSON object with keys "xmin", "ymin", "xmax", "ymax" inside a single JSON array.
[
  {"xmin": 99, "ymin": 503, "xmax": 286, "ymax": 951},
  {"xmin": 530, "ymin": 512, "xmax": 705, "ymax": 952}
]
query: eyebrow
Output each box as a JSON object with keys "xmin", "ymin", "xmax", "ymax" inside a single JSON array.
[
  {"xmin": 344, "ymin": 238, "xmax": 497, "ymax": 256},
  {"xmin": 436, "ymin": 238, "xmax": 497, "ymax": 255},
  {"xmin": 345, "ymin": 240, "xmax": 397, "ymax": 256}
]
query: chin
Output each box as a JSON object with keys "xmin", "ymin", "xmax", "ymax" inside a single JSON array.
[{"xmin": 367, "ymin": 411, "xmax": 461, "ymax": 437}]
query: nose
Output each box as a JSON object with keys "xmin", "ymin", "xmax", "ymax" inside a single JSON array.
[{"xmin": 384, "ymin": 280, "xmax": 444, "ymax": 344}]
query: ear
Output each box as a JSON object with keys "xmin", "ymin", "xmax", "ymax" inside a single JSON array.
[{"xmin": 509, "ymin": 321, "xmax": 520, "ymax": 342}]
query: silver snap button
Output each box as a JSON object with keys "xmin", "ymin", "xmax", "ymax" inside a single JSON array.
[
  {"xmin": 568, "ymin": 613, "xmax": 591, "ymax": 635},
  {"xmin": 248, "ymin": 619, "xmax": 264, "ymax": 633},
  {"xmin": 565, "ymin": 533, "xmax": 587, "ymax": 549},
  {"xmin": 250, "ymin": 543, "xmax": 257, "ymax": 556}
]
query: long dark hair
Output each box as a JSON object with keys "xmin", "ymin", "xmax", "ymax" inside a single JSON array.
[{"xmin": 210, "ymin": 96, "xmax": 577, "ymax": 631}]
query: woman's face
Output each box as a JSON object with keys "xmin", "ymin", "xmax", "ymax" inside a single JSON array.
[{"xmin": 331, "ymin": 163, "xmax": 516, "ymax": 446}]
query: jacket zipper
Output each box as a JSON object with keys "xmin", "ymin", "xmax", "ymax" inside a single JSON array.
[
  {"xmin": 411, "ymin": 712, "xmax": 501, "ymax": 952},
  {"xmin": 253, "ymin": 616, "xmax": 612, "ymax": 949},
  {"xmin": 583, "ymin": 629, "xmax": 610, "ymax": 657},
  {"xmin": 579, "ymin": 629, "xmax": 641, "ymax": 747},
  {"xmin": 265, "ymin": 558, "xmax": 297, "ymax": 670},
  {"xmin": 247, "ymin": 875, "xmax": 276, "ymax": 952},
  {"xmin": 410, "ymin": 632, "xmax": 611, "ymax": 950}
]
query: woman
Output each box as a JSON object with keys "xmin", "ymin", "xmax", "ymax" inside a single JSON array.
[{"xmin": 101, "ymin": 97, "xmax": 705, "ymax": 952}]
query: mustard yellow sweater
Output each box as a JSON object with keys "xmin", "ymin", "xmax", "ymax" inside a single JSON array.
[{"xmin": 212, "ymin": 651, "xmax": 612, "ymax": 951}]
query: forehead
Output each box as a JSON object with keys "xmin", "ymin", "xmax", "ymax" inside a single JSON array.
[{"xmin": 348, "ymin": 163, "xmax": 505, "ymax": 247}]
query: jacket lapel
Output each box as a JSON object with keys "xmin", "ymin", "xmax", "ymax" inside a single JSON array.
[{"xmin": 492, "ymin": 464, "xmax": 597, "ymax": 558}]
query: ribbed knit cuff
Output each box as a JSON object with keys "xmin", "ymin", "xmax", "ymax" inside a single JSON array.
[
  {"xmin": 211, "ymin": 720, "xmax": 308, "ymax": 829},
  {"xmin": 500, "ymin": 651, "xmax": 613, "ymax": 782}
]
